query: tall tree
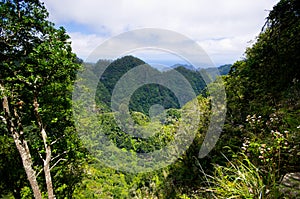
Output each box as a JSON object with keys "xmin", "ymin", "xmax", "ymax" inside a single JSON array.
[
  {"xmin": 0, "ymin": 0, "xmax": 83, "ymax": 198},
  {"xmin": 244, "ymin": 0, "xmax": 300, "ymax": 100},
  {"xmin": 224, "ymin": 0, "xmax": 300, "ymax": 121}
]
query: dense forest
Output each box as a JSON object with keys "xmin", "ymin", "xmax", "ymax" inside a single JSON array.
[
  {"xmin": 1, "ymin": 0, "xmax": 300, "ymax": 198},
  {"xmin": 94, "ymin": 56, "xmax": 229, "ymax": 115}
]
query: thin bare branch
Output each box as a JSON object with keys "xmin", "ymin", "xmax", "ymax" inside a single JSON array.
[
  {"xmin": 36, "ymin": 168, "xmax": 44, "ymax": 178},
  {"xmin": 51, "ymin": 151, "xmax": 67, "ymax": 162},
  {"xmin": 50, "ymin": 134, "xmax": 66, "ymax": 145},
  {"xmin": 38, "ymin": 152, "xmax": 44, "ymax": 162},
  {"xmin": 0, "ymin": 115, "xmax": 7, "ymax": 124},
  {"xmin": 50, "ymin": 158, "xmax": 67, "ymax": 171}
]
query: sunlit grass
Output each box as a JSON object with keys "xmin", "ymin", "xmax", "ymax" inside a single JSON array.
[{"xmin": 202, "ymin": 154, "xmax": 266, "ymax": 199}]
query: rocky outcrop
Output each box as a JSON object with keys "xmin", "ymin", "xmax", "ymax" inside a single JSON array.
[{"xmin": 279, "ymin": 172, "xmax": 300, "ymax": 198}]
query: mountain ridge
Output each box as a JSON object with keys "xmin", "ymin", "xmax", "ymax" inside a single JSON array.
[{"xmin": 92, "ymin": 55, "xmax": 230, "ymax": 115}]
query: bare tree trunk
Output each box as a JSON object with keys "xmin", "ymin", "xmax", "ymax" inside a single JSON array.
[
  {"xmin": 13, "ymin": 134, "xmax": 43, "ymax": 199},
  {"xmin": 42, "ymin": 127, "xmax": 55, "ymax": 199},
  {"xmin": 33, "ymin": 95, "xmax": 55, "ymax": 199},
  {"xmin": 0, "ymin": 84, "xmax": 42, "ymax": 199}
]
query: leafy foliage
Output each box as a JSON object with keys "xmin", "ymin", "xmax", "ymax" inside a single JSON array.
[
  {"xmin": 210, "ymin": 0, "xmax": 300, "ymax": 198},
  {"xmin": 0, "ymin": 0, "xmax": 87, "ymax": 197},
  {"xmin": 1, "ymin": 0, "xmax": 300, "ymax": 198},
  {"xmin": 94, "ymin": 56, "xmax": 210, "ymax": 116}
]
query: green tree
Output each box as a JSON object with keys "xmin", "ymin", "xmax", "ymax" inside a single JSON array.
[
  {"xmin": 233, "ymin": 0, "xmax": 300, "ymax": 106},
  {"xmin": 0, "ymin": 0, "xmax": 85, "ymax": 198},
  {"xmin": 214, "ymin": 1, "xmax": 300, "ymax": 197},
  {"xmin": 223, "ymin": 0, "xmax": 300, "ymax": 122}
]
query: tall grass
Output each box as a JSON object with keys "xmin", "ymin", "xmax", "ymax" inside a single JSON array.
[{"xmin": 201, "ymin": 154, "xmax": 267, "ymax": 199}]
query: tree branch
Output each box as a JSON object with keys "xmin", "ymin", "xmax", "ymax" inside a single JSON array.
[
  {"xmin": 51, "ymin": 150, "xmax": 67, "ymax": 162},
  {"xmin": 50, "ymin": 135, "xmax": 66, "ymax": 146},
  {"xmin": 50, "ymin": 158, "xmax": 67, "ymax": 171},
  {"xmin": 36, "ymin": 168, "xmax": 44, "ymax": 178},
  {"xmin": 0, "ymin": 115, "xmax": 7, "ymax": 124},
  {"xmin": 33, "ymin": 92, "xmax": 55, "ymax": 199}
]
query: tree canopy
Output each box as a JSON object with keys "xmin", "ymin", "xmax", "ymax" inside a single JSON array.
[
  {"xmin": 1, "ymin": 0, "xmax": 86, "ymax": 198},
  {"xmin": 1, "ymin": 0, "xmax": 300, "ymax": 198}
]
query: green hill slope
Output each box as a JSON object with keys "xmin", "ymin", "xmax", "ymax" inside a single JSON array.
[{"xmin": 94, "ymin": 55, "xmax": 214, "ymax": 115}]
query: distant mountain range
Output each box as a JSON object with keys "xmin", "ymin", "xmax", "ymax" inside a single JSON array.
[
  {"xmin": 169, "ymin": 63, "xmax": 232, "ymax": 76},
  {"xmin": 169, "ymin": 64, "xmax": 197, "ymax": 71},
  {"xmin": 87, "ymin": 55, "xmax": 231, "ymax": 115}
]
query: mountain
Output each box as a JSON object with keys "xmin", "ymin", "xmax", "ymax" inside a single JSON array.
[
  {"xmin": 204, "ymin": 64, "xmax": 232, "ymax": 80},
  {"xmin": 95, "ymin": 56, "xmax": 180, "ymax": 115},
  {"xmin": 173, "ymin": 66, "xmax": 206, "ymax": 95},
  {"xmin": 170, "ymin": 63, "xmax": 232, "ymax": 80},
  {"xmin": 170, "ymin": 64, "xmax": 197, "ymax": 71},
  {"xmin": 217, "ymin": 64, "xmax": 232, "ymax": 75},
  {"xmin": 93, "ymin": 56, "xmax": 228, "ymax": 115}
]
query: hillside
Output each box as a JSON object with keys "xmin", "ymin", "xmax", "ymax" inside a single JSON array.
[
  {"xmin": 94, "ymin": 55, "xmax": 225, "ymax": 115},
  {"xmin": 1, "ymin": 0, "xmax": 300, "ymax": 198},
  {"xmin": 95, "ymin": 56, "xmax": 180, "ymax": 114}
]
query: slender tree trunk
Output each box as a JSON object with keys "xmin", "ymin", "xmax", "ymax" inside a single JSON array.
[
  {"xmin": 33, "ymin": 94, "xmax": 55, "ymax": 199},
  {"xmin": 0, "ymin": 84, "xmax": 43, "ymax": 199},
  {"xmin": 13, "ymin": 134, "xmax": 42, "ymax": 199},
  {"xmin": 42, "ymin": 128, "xmax": 55, "ymax": 199}
]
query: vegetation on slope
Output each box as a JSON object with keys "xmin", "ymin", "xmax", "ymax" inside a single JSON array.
[{"xmin": 0, "ymin": 0, "xmax": 299, "ymax": 198}]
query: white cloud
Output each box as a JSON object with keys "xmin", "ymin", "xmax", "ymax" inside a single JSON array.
[
  {"xmin": 68, "ymin": 32, "xmax": 106, "ymax": 60},
  {"xmin": 81, "ymin": 28, "xmax": 212, "ymax": 68},
  {"xmin": 198, "ymin": 35, "xmax": 256, "ymax": 65},
  {"xmin": 42, "ymin": 0, "xmax": 279, "ymax": 65}
]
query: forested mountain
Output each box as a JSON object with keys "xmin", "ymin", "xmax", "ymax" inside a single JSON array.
[
  {"xmin": 170, "ymin": 63, "xmax": 197, "ymax": 71},
  {"xmin": 205, "ymin": 64, "xmax": 232, "ymax": 79},
  {"xmin": 169, "ymin": 63, "xmax": 231, "ymax": 76},
  {"xmin": 95, "ymin": 56, "xmax": 180, "ymax": 114},
  {"xmin": 94, "ymin": 55, "xmax": 227, "ymax": 115},
  {"xmin": 92, "ymin": 56, "xmax": 210, "ymax": 115},
  {"xmin": 1, "ymin": 0, "xmax": 300, "ymax": 198}
]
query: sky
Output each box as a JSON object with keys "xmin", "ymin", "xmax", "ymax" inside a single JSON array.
[{"xmin": 42, "ymin": 0, "xmax": 279, "ymax": 67}]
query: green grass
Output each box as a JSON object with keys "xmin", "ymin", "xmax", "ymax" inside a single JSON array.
[{"xmin": 202, "ymin": 154, "xmax": 267, "ymax": 199}]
